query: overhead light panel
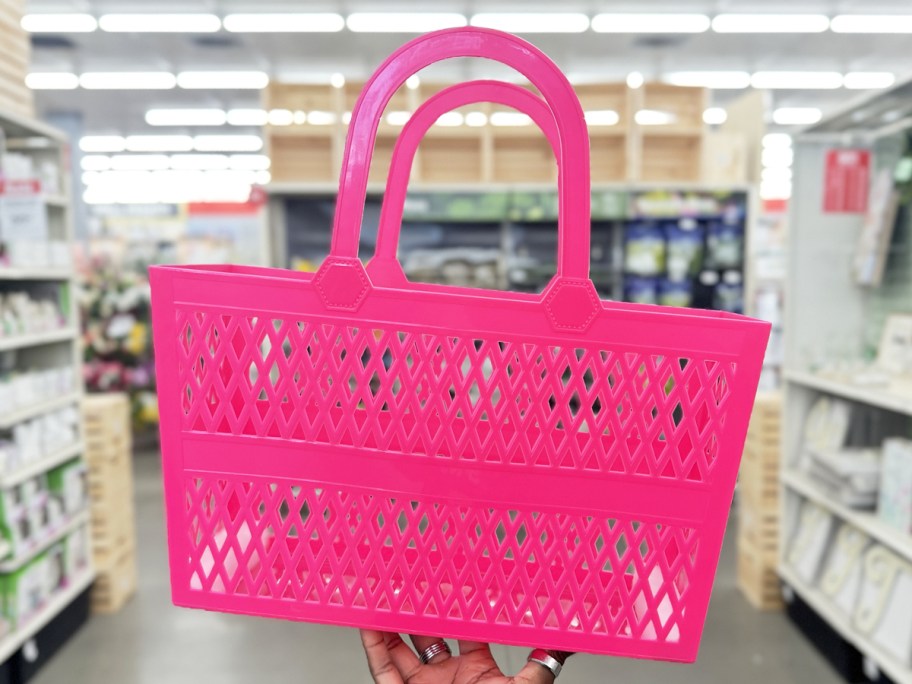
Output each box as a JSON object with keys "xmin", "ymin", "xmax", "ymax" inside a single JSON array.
[
  {"xmin": 227, "ymin": 109, "xmax": 269, "ymax": 126},
  {"xmin": 177, "ymin": 71, "xmax": 269, "ymax": 90},
  {"xmin": 831, "ymin": 15, "xmax": 912, "ymax": 33},
  {"xmin": 626, "ymin": 72, "xmax": 644, "ymax": 89},
  {"xmin": 385, "ymin": 111, "xmax": 412, "ymax": 126},
  {"xmin": 80, "ymin": 156, "xmax": 112, "ymax": 171},
  {"xmin": 762, "ymin": 167, "xmax": 793, "ymax": 182},
  {"xmin": 99, "ymin": 13, "xmax": 220, "ymax": 33},
  {"xmin": 585, "ymin": 110, "xmax": 620, "ymax": 126},
  {"xmin": 762, "ymin": 133, "xmax": 792, "ymax": 148},
  {"xmin": 469, "ymin": 13, "xmax": 589, "ymax": 33},
  {"xmin": 346, "ymin": 13, "xmax": 467, "ymax": 33},
  {"xmin": 267, "ymin": 109, "xmax": 294, "ymax": 126},
  {"xmin": 229, "ymin": 155, "xmax": 271, "ymax": 171},
  {"xmin": 703, "ymin": 108, "xmax": 728, "ymax": 125},
  {"xmin": 146, "ymin": 109, "xmax": 227, "ymax": 126},
  {"xmin": 223, "ymin": 13, "xmax": 344, "ymax": 33},
  {"xmin": 169, "ymin": 154, "xmax": 230, "ymax": 170},
  {"xmin": 843, "ymin": 72, "xmax": 896, "ymax": 89},
  {"xmin": 772, "ymin": 107, "xmax": 822, "ymax": 125},
  {"xmin": 635, "ymin": 109, "xmax": 678, "ymax": 126},
  {"xmin": 21, "ymin": 14, "xmax": 97, "ymax": 33},
  {"xmin": 664, "ymin": 71, "xmax": 751, "ymax": 89},
  {"xmin": 711, "ymin": 14, "xmax": 829, "ymax": 33},
  {"xmin": 761, "ymin": 147, "xmax": 795, "ymax": 168},
  {"xmin": 125, "ymin": 135, "xmax": 194, "ymax": 152},
  {"xmin": 751, "ymin": 71, "xmax": 842, "ymax": 89},
  {"xmin": 110, "ymin": 154, "xmax": 171, "ymax": 171},
  {"xmin": 80, "ymin": 136, "xmax": 127, "ymax": 153},
  {"xmin": 465, "ymin": 112, "xmax": 487, "ymax": 127},
  {"xmin": 405, "ymin": 75, "xmax": 420, "ymax": 90},
  {"xmin": 760, "ymin": 180, "xmax": 792, "ymax": 200},
  {"xmin": 490, "ymin": 112, "xmax": 533, "ymax": 126},
  {"xmin": 435, "ymin": 112, "xmax": 464, "ymax": 126},
  {"xmin": 25, "ymin": 73, "xmax": 79, "ymax": 90},
  {"xmin": 80, "ymin": 72, "xmax": 176, "ymax": 90},
  {"xmin": 591, "ymin": 13, "xmax": 711, "ymax": 33},
  {"xmin": 331, "ymin": 73, "xmax": 346, "ymax": 89},
  {"xmin": 193, "ymin": 135, "xmax": 264, "ymax": 152}
]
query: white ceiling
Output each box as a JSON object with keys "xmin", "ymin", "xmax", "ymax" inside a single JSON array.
[{"xmin": 24, "ymin": 0, "xmax": 912, "ymax": 137}]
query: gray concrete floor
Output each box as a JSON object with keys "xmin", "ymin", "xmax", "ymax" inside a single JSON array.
[{"xmin": 31, "ymin": 452, "xmax": 842, "ymax": 684}]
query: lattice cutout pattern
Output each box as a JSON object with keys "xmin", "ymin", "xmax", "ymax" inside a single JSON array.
[
  {"xmin": 176, "ymin": 310, "xmax": 736, "ymax": 482},
  {"xmin": 186, "ymin": 476, "xmax": 697, "ymax": 643}
]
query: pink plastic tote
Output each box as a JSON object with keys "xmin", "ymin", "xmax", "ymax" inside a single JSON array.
[{"xmin": 150, "ymin": 27, "xmax": 771, "ymax": 662}]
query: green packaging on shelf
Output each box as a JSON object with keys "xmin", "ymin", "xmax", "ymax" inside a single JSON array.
[
  {"xmin": 591, "ymin": 190, "xmax": 627, "ymax": 220},
  {"xmin": 402, "ymin": 192, "xmax": 509, "ymax": 222},
  {"xmin": 508, "ymin": 191, "xmax": 559, "ymax": 221},
  {"xmin": 46, "ymin": 460, "xmax": 87, "ymax": 517},
  {"xmin": 1, "ymin": 550, "xmax": 50, "ymax": 630}
]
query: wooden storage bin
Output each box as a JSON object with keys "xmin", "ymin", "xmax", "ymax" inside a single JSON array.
[
  {"xmin": 641, "ymin": 133, "xmax": 703, "ymax": 182},
  {"xmin": 267, "ymin": 83, "xmax": 335, "ymax": 114},
  {"xmin": 92, "ymin": 544, "xmax": 138, "ymax": 614},
  {"xmin": 737, "ymin": 539, "xmax": 783, "ymax": 611},
  {"xmin": 419, "ymin": 137, "xmax": 484, "ymax": 183},
  {"xmin": 270, "ymin": 134, "xmax": 335, "ymax": 183},
  {"xmin": 590, "ymin": 134, "xmax": 627, "ymax": 182},
  {"xmin": 642, "ymin": 83, "xmax": 706, "ymax": 131},
  {"xmin": 492, "ymin": 135, "xmax": 555, "ymax": 183},
  {"xmin": 575, "ymin": 83, "xmax": 628, "ymax": 125}
]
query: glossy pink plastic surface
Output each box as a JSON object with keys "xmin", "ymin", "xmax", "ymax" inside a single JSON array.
[{"xmin": 149, "ymin": 27, "xmax": 771, "ymax": 662}]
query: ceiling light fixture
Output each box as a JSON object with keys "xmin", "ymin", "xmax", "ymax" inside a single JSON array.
[
  {"xmin": 751, "ymin": 71, "xmax": 842, "ymax": 89},
  {"xmin": 21, "ymin": 13, "xmax": 97, "ymax": 32},
  {"xmin": 703, "ymin": 108, "xmax": 728, "ymax": 125},
  {"xmin": 711, "ymin": 14, "xmax": 829, "ymax": 33},
  {"xmin": 25, "ymin": 73, "xmax": 79, "ymax": 90},
  {"xmin": 307, "ymin": 111, "xmax": 337, "ymax": 125},
  {"xmin": 490, "ymin": 112, "xmax": 533, "ymax": 126},
  {"xmin": 626, "ymin": 72, "xmax": 644, "ymax": 89},
  {"xmin": 585, "ymin": 110, "xmax": 620, "ymax": 126},
  {"xmin": 110, "ymin": 154, "xmax": 171, "ymax": 171},
  {"xmin": 762, "ymin": 133, "xmax": 792, "ymax": 148},
  {"xmin": 759, "ymin": 180, "xmax": 792, "ymax": 200},
  {"xmin": 223, "ymin": 13, "xmax": 344, "ymax": 32},
  {"xmin": 761, "ymin": 147, "xmax": 795, "ymax": 168},
  {"xmin": 229, "ymin": 155, "xmax": 271, "ymax": 171},
  {"xmin": 193, "ymin": 135, "xmax": 264, "ymax": 152},
  {"xmin": 145, "ymin": 109, "xmax": 227, "ymax": 126},
  {"xmin": 79, "ymin": 136, "xmax": 126, "ymax": 153},
  {"xmin": 80, "ymin": 72, "xmax": 177, "ymax": 90},
  {"xmin": 830, "ymin": 15, "xmax": 912, "ymax": 33},
  {"xmin": 435, "ymin": 112, "xmax": 464, "ymax": 126},
  {"xmin": 465, "ymin": 112, "xmax": 488, "ymax": 127},
  {"xmin": 635, "ymin": 109, "xmax": 678, "ymax": 126},
  {"xmin": 125, "ymin": 135, "xmax": 194, "ymax": 152},
  {"xmin": 99, "ymin": 13, "xmax": 221, "ymax": 33},
  {"xmin": 177, "ymin": 71, "xmax": 269, "ymax": 90},
  {"xmin": 843, "ymin": 72, "xmax": 896, "ymax": 89},
  {"xmin": 227, "ymin": 109, "xmax": 269, "ymax": 126},
  {"xmin": 80, "ymin": 155, "xmax": 112, "ymax": 171},
  {"xmin": 772, "ymin": 107, "xmax": 822, "ymax": 125},
  {"xmin": 330, "ymin": 73, "xmax": 346, "ymax": 89},
  {"xmin": 386, "ymin": 111, "xmax": 412, "ymax": 126},
  {"xmin": 591, "ymin": 13, "xmax": 711, "ymax": 33},
  {"xmin": 664, "ymin": 71, "xmax": 751, "ymax": 89},
  {"xmin": 169, "ymin": 154, "xmax": 230, "ymax": 170},
  {"xmin": 406, "ymin": 75, "xmax": 420, "ymax": 90},
  {"xmin": 346, "ymin": 13, "xmax": 467, "ymax": 33},
  {"xmin": 469, "ymin": 13, "xmax": 589, "ymax": 33},
  {"xmin": 267, "ymin": 109, "xmax": 294, "ymax": 126}
]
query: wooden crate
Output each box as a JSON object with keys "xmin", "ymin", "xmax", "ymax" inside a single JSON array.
[
  {"xmin": 492, "ymin": 134, "xmax": 555, "ymax": 183},
  {"xmin": 640, "ymin": 133, "xmax": 703, "ymax": 182},
  {"xmin": 0, "ymin": 0, "xmax": 32, "ymax": 118},
  {"xmin": 419, "ymin": 137, "xmax": 484, "ymax": 183},
  {"xmin": 737, "ymin": 538, "xmax": 783, "ymax": 611},
  {"xmin": 83, "ymin": 393, "xmax": 133, "ymax": 446},
  {"xmin": 92, "ymin": 544, "xmax": 137, "ymax": 614}
]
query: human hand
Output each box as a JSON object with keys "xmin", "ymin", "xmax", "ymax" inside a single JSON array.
[{"xmin": 361, "ymin": 629, "xmax": 570, "ymax": 683}]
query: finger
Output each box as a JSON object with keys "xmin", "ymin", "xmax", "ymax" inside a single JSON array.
[
  {"xmin": 408, "ymin": 634, "xmax": 452, "ymax": 665},
  {"xmin": 383, "ymin": 632, "xmax": 423, "ymax": 679},
  {"xmin": 360, "ymin": 630, "xmax": 405, "ymax": 684},
  {"xmin": 514, "ymin": 657, "xmax": 560, "ymax": 684},
  {"xmin": 457, "ymin": 640, "xmax": 492, "ymax": 657}
]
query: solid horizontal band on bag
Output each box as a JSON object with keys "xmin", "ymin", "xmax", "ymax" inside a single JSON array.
[{"xmin": 179, "ymin": 435, "xmax": 711, "ymax": 524}]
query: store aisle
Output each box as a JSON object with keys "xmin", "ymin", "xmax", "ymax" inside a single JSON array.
[{"xmin": 32, "ymin": 452, "xmax": 840, "ymax": 684}]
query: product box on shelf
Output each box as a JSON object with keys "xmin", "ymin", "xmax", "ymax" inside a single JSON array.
[
  {"xmin": 47, "ymin": 460, "xmax": 88, "ymax": 517},
  {"xmin": 878, "ymin": 438, "xmax": 912, "ymax": 534},
  {"xmin": 820, "ymin": 524, "xmax": 872, "ymax": 618},
  {"xmin": 0, "ymin": 476, "xmax": 66, "ymax": 559},
  {"xmin": 808, "ymin": 447, "xmax": 882, "ymax": 509},
  {"xmin": 854, "ymin": 545, "xmax": 912, "ymax": 667},
  {"xmin": 787, "ymin": 500, "xmax": 838, "ymax": 585}
]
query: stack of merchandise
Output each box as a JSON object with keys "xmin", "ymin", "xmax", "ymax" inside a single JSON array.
[
  {"xmin": 737, "ymin": 393, "xmax": 782, "ymax": 610},
  {"xmin": 0, "ymin": 0, "xmax": 33, "ymax": 117},
  {"xmin": 0, "ymin": 290, "xmax": 67, "ymax": 339},
  {"xmin": 82, "ymin": 393, "xmax": 137, "ymax": 613}
]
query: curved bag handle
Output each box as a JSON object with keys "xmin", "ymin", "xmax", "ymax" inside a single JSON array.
[
  {"xmin": 367, "ymin": 80, "xmax": 560, "ymax": 286},
  {"xmin": 329, "ymin": 27, "xmax": 591, "ymax": 283}
]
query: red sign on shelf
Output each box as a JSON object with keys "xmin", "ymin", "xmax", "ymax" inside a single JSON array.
[{"xmin": 823, "ymin": 148, "xmax": 870, "ymax": 213}]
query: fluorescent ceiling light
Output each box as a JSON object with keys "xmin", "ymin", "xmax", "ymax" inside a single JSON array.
[
  {"xmin": 490, "ymin": 112, "xmax": 533, "ymax": 127},
  {"xmin": 307, "ymin": 111, "xmax": 336, "ymax": 125},
  {"xmin": 25, "ymin": 73, "xmax": 79, "ymax": 90},
  {"xmin": 227, "ymin": 109, "xmax": 268, "ymax": 126},
  {"xmin": 751, "ymin": 71, "xmax": 842, "ymax": 89},
  {"xmin": 435, "ymin": 112, "xmax": 464, "ymax": 127},
  {"xmin": 80, "ymin": 72, "xmax": 176, "ymax": 90},
  {"xmin": 772, "ymin": 107, "xmax": 822, "ymax": 125},
  {"xmin": 99, "ymin": 13, "xmax": 220, "ymax": 33},
  {"xmin": 169, "ymin": 154, "xmax": 229, "ymax": 170},
  {"xmin": 80, "ymin": 136, "xmax": 126, "ymax": 153},
  {"xmin": 635, "ymin": 109, "xmax": 678, "ymax": 126},
  {"xmin": 831, "ymin": 15, "xmax": 912, "ymax": 33},
  {"xmin": 585, "ymin": 110, "xmax": 620, "ymax": 126},
  {"xmin": 193, "ymin": 135, "xmax": 264, "ymax": 152},
  {"xmin": 465, "ymin": 112, "xmax": 487, "ymax": 127},
  {"xmin": 626, "ymin": 72, "xmax": 644, "ymax": 89},
  {"xmin": 711, "ymin": 14, "xmax": 829, "ymax": 33},
  {"xmin": 703, "ymin": 107, "xmax": 728, "ymax": 125},
  {"xmin": 255, "ymin": 171, "xmax": 272, "ymax": 185},
  {"xmin": 591, "ymin": 13, "xmax": 710, "ymax": 33},
  {"xmin": 342, "ymin": 112, "xmax": 352, "ymax": 125},
  {"xmin": 760, "ymin": 180, "xmax": 792, "ymax": 200},
  {"xmin": 80, "ymin": 155, "xmax": 112, "ymax": 171},
  {"xmin": 177, "ymin": 72, "xmax": 269, "ymax": 90},
  {"xmin": 21, "ymin": 13, "xmax": 97, "ymax": 33},
  {"xmin": 762, "ymin": 133, "xmax": 792, "ymax": 148},
  {"xmin": 843, "ymin": 72, "xmax": 896, "ymax": 89},
  {"xmin": 267, "ymin": 109, "xmax": 294, "ymax": 126},
  {"xmin": 405, "ymin": 75, "xmax": 420, "ymax": 90},
  {"xmin": 762, "ymin": 147, "xmax": 796, "ymax": 168},
  {"xmin": 223, "ymin": 13, "xmax": 344, "ymax": 32},
  {"xmin": 110, "ymin": 154, "xmax": 170, "ymax": 171},
  {"xmin": 293, "ymin": 111, "xmax": 307, "ymax": 124},
  {"xmin": 331, "ymin": 73, "xmax": 346, "ymax": 89},
  {"xmin": 762, "ymin": 167, "xmax": 793, "ymax": 182},
  {"xmin": 346, "ymin": 13, "xmax": 467, "ymax": 33},
  {"xmin": 469, "ymin": 13, "xmax": 589, "ymax": 33},
  {"xmin": 386, "ymin": 111, "xmax": 411, "ymax": 126},
  {"xmin": 126, "ymin": 135, "xmax": 194, "ymax": 152},
  {"xmin": 229, "ymin": 155, "xmax": 271, "ymax": 171},
  {"xmin": 664, "ymin": 71, "xmax": 751, "ymax": 89},
  {"xmin": 146, "ymin": 109, "xmax": 227, "ymax": 126}
]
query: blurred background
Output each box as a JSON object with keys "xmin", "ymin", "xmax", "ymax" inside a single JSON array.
[{"xmin": 0, "ymin": 1, "xmax": 911, "ymax": 683}]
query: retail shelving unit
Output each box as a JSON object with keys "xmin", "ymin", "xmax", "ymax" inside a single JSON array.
[
  {"xmin": 0, "ymin": 108, "xmax": 94, "ymax": 666},
  {"xmin": 780, "ymin": 77, "xmax": 912, "ymax": 684}
]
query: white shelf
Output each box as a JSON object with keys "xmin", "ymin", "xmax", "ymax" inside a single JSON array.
[
  {"xmin": 0, "ymin": 393, "xmax": 81, "ymax": 430},
  {"xmin": 0, "ymin": 328, "xmax": 77, "ymax": 353},
  {"xmin": 0, "ymin": 442, "xmax": 84, "ymax": 487},
  {"xmin": 779, "ymin": 564, "xmax": 912, "ymax": 684},
  {"xmin": 0, "ymin": 510, "xmax": 90, "ymax": 573},
  {"xmin": 44, "ymin": 195, "xmax": 68, "ymax": 208},
  {"xmin": 0, "ymin": 268, "xmax": 73, "ymax": 281},
  {"xmin": 0, "ymin": 570, "xmax": 94, "ymax": 664},
  {"xmin": 784, "ymin": 369, "xmax": 912, "ymax": 418},
  {"xmin": 782, "ymin": 469, "xmax": 912, "ymax": 563}
]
